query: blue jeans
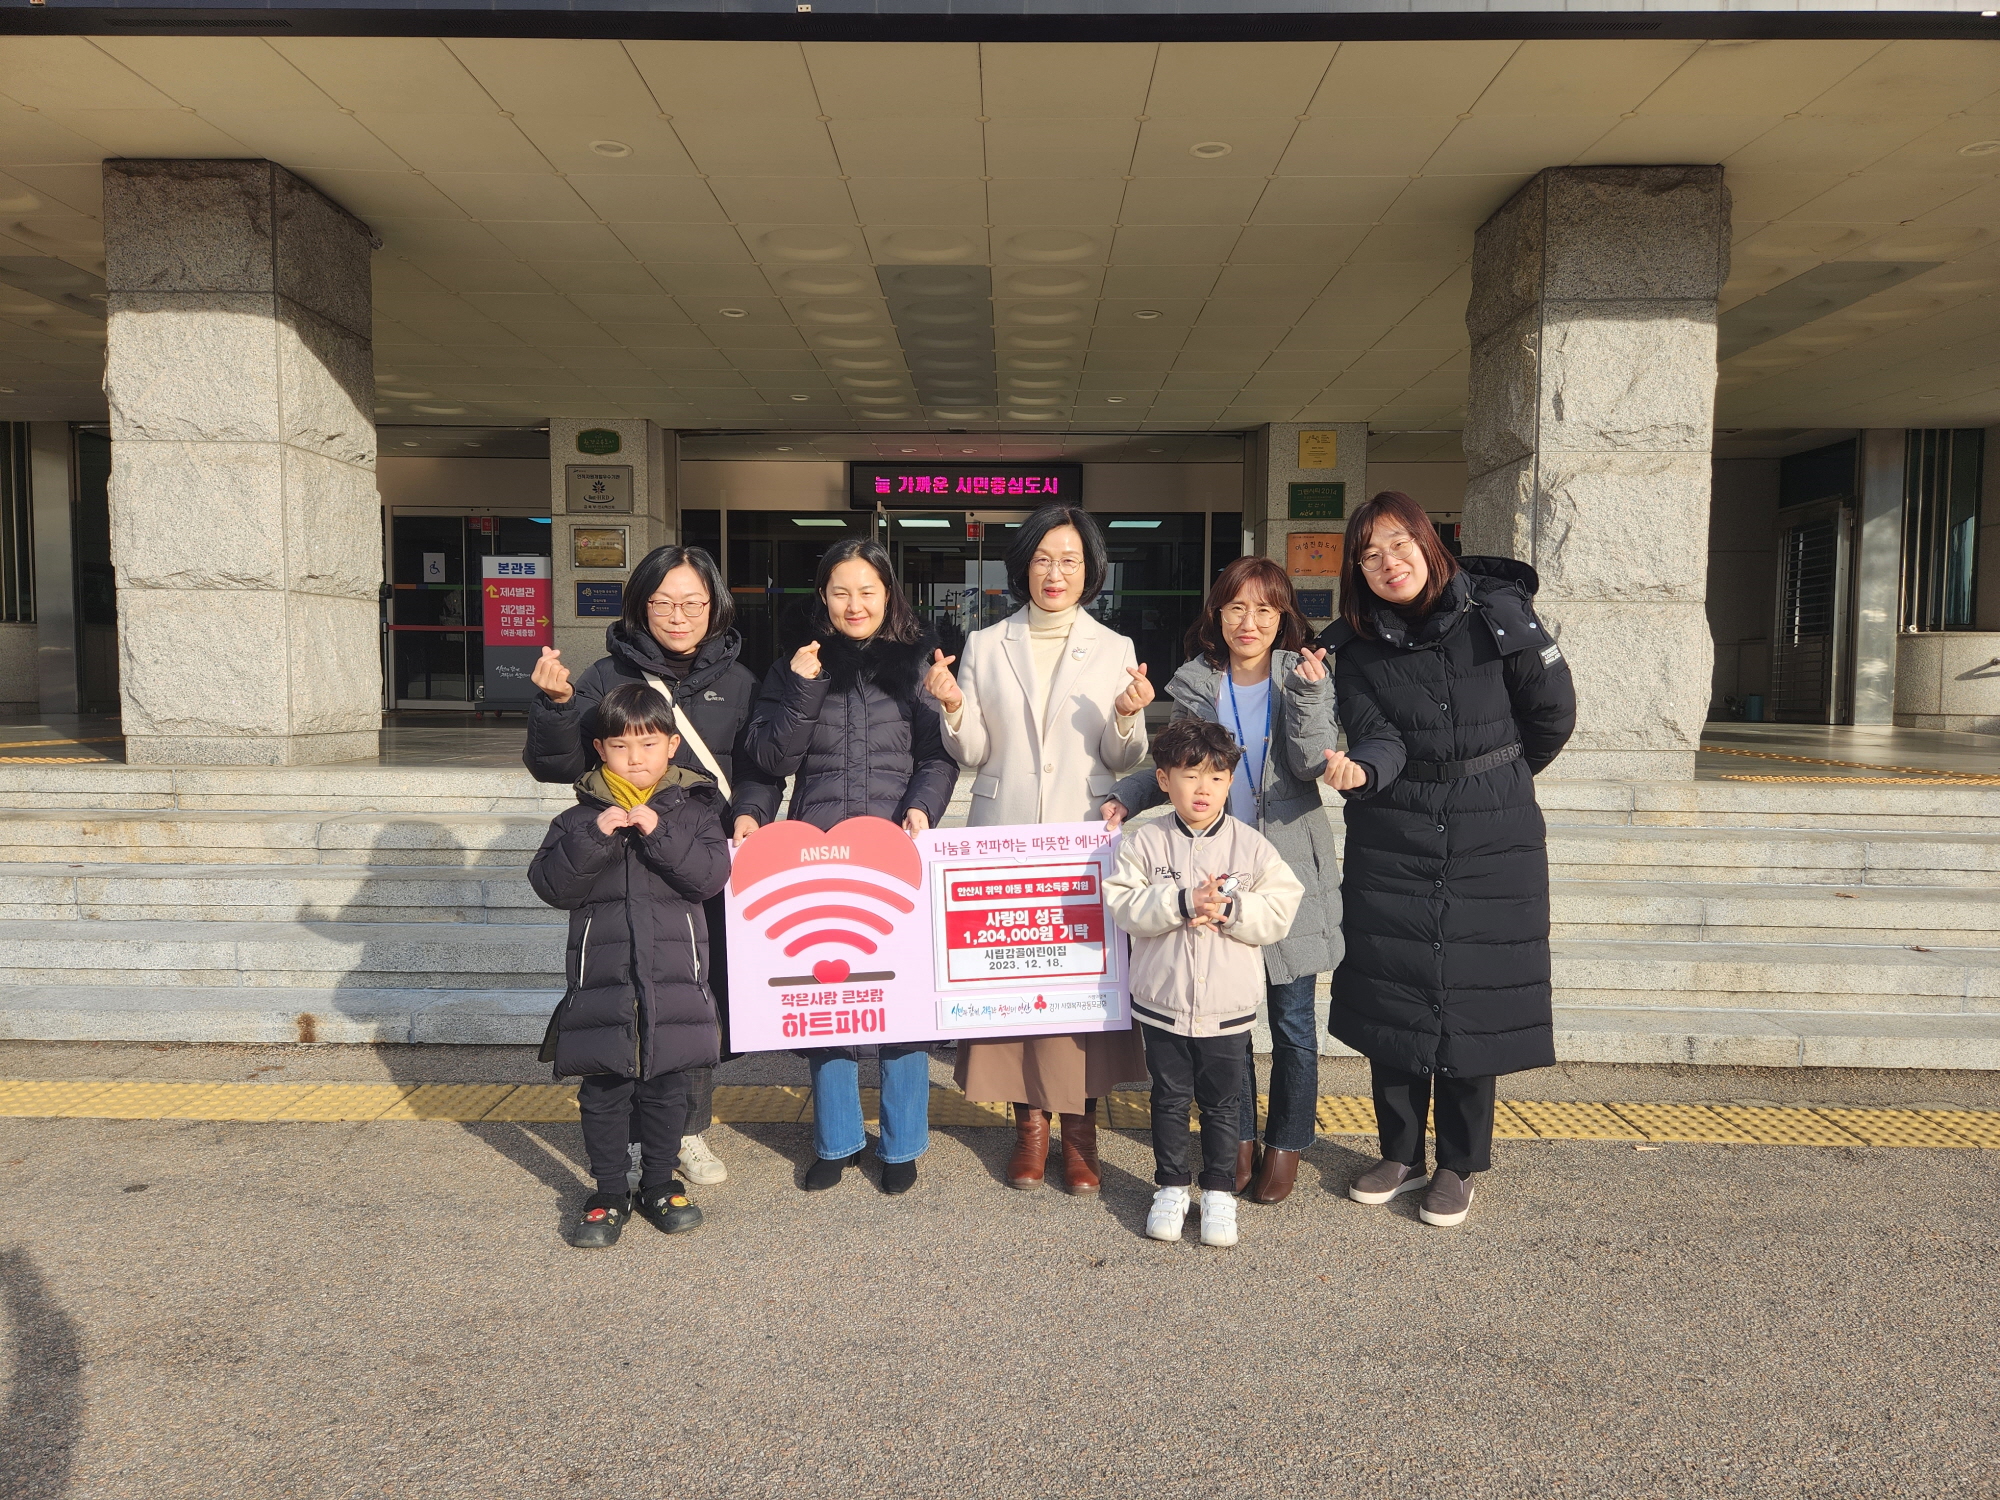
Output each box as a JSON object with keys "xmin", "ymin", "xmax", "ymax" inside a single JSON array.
[
  {"xmin": 807, "ymin": 1046, "xmax": 931, "ymax": 1165},
  {"xmin": 1240, "ymin": 975, "xmax": 1321, "ymax": 1153}
]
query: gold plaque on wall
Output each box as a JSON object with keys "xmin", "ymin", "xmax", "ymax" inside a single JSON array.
[
  {"xmin": 1297, "ymin": 430, "xmax": 1339, "ymax": 470},
  {"xmin": 1287, "ymin": 532, "xmax": 1343, "ymax": 578},
  {"xmin": 572, "ymin": 526, "xmax": 628, "ymax": 570}
]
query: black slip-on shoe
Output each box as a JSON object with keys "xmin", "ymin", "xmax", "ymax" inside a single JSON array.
[
  {"xmin": 879, "ymin": 1158, "xmax": 918, "ymax": 1195},
  {"xmin": 803, "ymin": 1152, "xmax": 861, "ymax": 1191},
  {"xmin": 636, "ymin": 1181, "xmax": 703, "ymax": 1235},
  {"xmin": 571, "ymin": 1192, "xmax": 631, "ymax": 1249}
]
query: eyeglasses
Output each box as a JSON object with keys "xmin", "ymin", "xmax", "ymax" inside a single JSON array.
[
  {"xmin": 646, "ymin": 597, "xmax": 710, "ymax": 619},
  {"xmin": 1358, "ymin": 537, "xmax": 1420, "ymax": 574},
  {"xmin": 1219, "ymin": 603, "xmax": 1281, "ymax": 626},
  {"xmin": 1029, "ymin": 555, "xmax": 1085, "ymax": 577}
]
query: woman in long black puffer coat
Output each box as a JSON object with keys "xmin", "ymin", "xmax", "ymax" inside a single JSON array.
[
  {"xmin": 739, "ymin": 537, "xmax": 958, "ymax": 1196},
  {"xmin": 1317, "ymin": 490, "xmax": 1575, "ymax": 1230},
  {"xmin": 524, "ymin": 543, "xmax": 773, "ymax": 1188}
]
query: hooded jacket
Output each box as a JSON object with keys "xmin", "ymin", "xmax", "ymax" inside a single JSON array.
[
  {"xmin": 740, "ymin": 610, "xmax": 958, "ymax": 833},
  {"xmin": 521, "ymin": 622, "xmax": 771, "ymax": 827},
  {"xmin": 528, "ymin": 766, "xmax": 732, "ymax": 1080},
  {"xmin": 1105, "ymin": 812, "xmax": 1304, "ymax": 1039},
  {"xmin": 1316, "ymin": 556, "xmax": 1577, "ymax": 1079},
  {"xmin": 1106, "ymin": 648, "xmax": 1343, "ymax": 987}
]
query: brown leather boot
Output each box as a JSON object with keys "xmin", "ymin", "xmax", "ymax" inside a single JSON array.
[
  {"xmin": 1248, "ymin": 1146, "xmax": 1302, "ymax": 1204},
  {"xmin": 1058, "ymin": 1105, "xmax": 1101, "ymax": 1196},
  {"xmin": 1007, "ymin": 1104, "xmax": 1049, "ymax": 1189},
  {"xmin": 1235, "ymin": 1140, "xmax": 1257, "ymax": 1194}
]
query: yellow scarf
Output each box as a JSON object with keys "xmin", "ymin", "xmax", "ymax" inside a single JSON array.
[{"xmin": 600, "ymin": 769, "xmax": 655, "ymax": 810}]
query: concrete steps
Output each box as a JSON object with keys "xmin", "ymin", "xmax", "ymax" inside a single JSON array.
[
  {"xmin": 0, "ymin": 810, "xmax": 550, "ymax": 867},
  {"xmin": 1547, "ymin": 824, "xmax": 2000, "ymax": 887},
  {"xmin": 0, "ymin": 985, "xmax": 557, "ymax": 1045},
  {"xmin": 1549, "ymin": 881, "xmax": 2000, "ymax": 947},
  {"xmin": 0, "ymin": 862, "xmax": 552, "ymax": 923}
]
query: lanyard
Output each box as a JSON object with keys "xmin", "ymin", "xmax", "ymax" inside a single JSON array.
[{"xmin": 1224, "ymin": 668, "xmax": 1273, "ymax": 825}]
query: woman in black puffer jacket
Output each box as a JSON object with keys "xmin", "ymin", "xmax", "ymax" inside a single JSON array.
[
  {"xmin": 1318, "ymin": 491, "xmax": 1575, "ymax": 1231},
  {"xmin": 524, "ymin": 544, "xmax": 773, "ymax": 1188},
  {"xmin": 740, "ymin": 538, "xmax": 958, "ymax": 1196}
]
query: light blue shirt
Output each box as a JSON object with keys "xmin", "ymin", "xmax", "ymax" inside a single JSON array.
[{"xmin": 1218, "ymin": 672, "xmax": 1271, "ymax": 826}]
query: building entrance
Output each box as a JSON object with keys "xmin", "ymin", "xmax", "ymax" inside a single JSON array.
[{"xmin": 386, "ymin": 510, "xmax": 552, "ymax": 710}]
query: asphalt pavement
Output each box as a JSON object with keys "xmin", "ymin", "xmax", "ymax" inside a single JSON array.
[{"xmin": 2, "ymin": 1042, "xmax": 1997, "ymax": 1500}]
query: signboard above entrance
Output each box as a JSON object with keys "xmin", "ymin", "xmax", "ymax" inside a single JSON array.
[{"xmin": 848, "ymin": 462, "xmax": 1083, "ymax": 510}]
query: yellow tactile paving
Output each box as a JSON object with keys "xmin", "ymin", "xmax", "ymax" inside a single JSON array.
[
  {"xmin": 929, "ymin": 1093, "xmax": 1013, "ymax": 1127},
  {"xmin": 712, "ymin": 1084, "xmax": 809, "ymax": 1124},
  {"xmin": 1813, "ymin": 1108, "xmax": 1981, "ymax": 1149},
  {"xmin": 376, "ymin": 1084, "xmax": 520, "ymax": 1121},
  {"xmin": 264, "ymin": 1083, "xmax": 412, "ymax": 1122},
  {"xmin": 1314, "ymin": 1094, "xmax": 1377, "ymax": 1134},
  {"xmin": 1710, "ymin": 1105, "xmax": 1867, "ymax": 1147},
  {"xmin": 2, "ymin": 1080, "xmax": 1997, "ymax": 1152},
  {"xmin": 481, "ymin": 1085, "xmax": 579, "ymax": 1122},
  {"xmin": 0, "ymin": 1080, "xmax": 117, "ymax": 1116},
  {"xmin": 1506, "ymin": 1100, "xmax": 1650, "ymax": 1142}
]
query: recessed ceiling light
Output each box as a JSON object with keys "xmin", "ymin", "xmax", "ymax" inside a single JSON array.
[
  {"xmin": 1134, "ymin": 309, "xmax": 1162, "ymax": 320},
  {"xmin": 776, "ymin": 445, "xmax": 793, "ymax": 451},
  {"xmin": 961, "ymin": 449, "xmax": 976, "ymax": 454},
  {"xmin": 401, "ymin": 441, "xmax": 420, "ymax": 447},
  {"xmin": 1106, "ymin": 397, "xmax": 1126, "ymax": 404},
  {"xmin": 1960, "ymin": 140, "xmax": 2000, "ymax": 156},
  {"xmin": 590, "ymin": 140, "xmax": 633, "ymax": 158},
  {"xmin": 792, "ymin": 518, "xmax": 847, "ymax": 527},
  {"xmin": 719, "ymin": 308, "xmax": 748, "ymax": 318},
  {"xmin": 790, "ymin": 394, "xmax": 809, "ymax": 401},
  {"xmin": 1189, "ymin": 141, "xmax": 1233, "ymax": 160},
  {"xmin": 1108, "ymin": 520, "xmax": 1162, "ymax": 529},
  {"xmin": 0, "ymin": 386, "xmax": 14, "ymax": 394},
  {"xmin": 464, "ymin": 442, "xmax": 482, "ymax": 448},
  {"xmin": 899, "ymin": 448, "xmax": 917, "ymax": 454},
  {"xmin": 897, "ymin": 517, "xmax": 951, "ymax": 528},
  {"xmin": 1146, "ymin": 447, "xmax": 1165, "ymax": 453}
]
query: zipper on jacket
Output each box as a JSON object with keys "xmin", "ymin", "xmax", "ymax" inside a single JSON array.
[{"xmin": 576, "ymin": 915, "xmax": 593, "ymax": 988}]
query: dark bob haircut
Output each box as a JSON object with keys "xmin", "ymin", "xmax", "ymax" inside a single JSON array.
[
  {"xmin": 1151, "ymin": 718, "xmax": 1243, "ymax": 775},
  {"xmin": 594, "ymin": 681, "xmax": 678, "ymax": 739},
  {"xmin": 1005, "ymin": 504, "xmax": 1109, "ymax": 608},
  {"xmin": 1339, "ymin": 490, "xmax": 1461, "ymax": 639},
  {"xmin": 1185, "ymin": 555, "xmax": 1311, "ymax": 666},
  {"xmin": 812, "ymin": 538, "xmax": 922, "ymax": 645},
  {"xmin": 621, "ymin": 545, "xmax": 733, "ymax": 642}
]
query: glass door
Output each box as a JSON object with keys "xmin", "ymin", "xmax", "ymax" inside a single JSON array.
[{"xmin": 388, "ymin": 512, "xmax": 552, "ymax": 708}]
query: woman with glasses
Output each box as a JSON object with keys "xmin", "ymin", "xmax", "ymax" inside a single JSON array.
[
  {"xmin": 741, "ymin": 538, "xmax": 958, "ymax": 1196},
  {"xmin": 524, "ymin": 544, "xmax": 772, "ymax": 1190},
  {"xmin": 1098, "ymin": 556, "xmax": 1345, "ymax": 1206},
  {"xmin": 925, "ymin": 503, "xmax": 1153, "ymax": 1195},
  {"xmin": 1318, "ymin": 491, "xmax": 1574, "ymax": 1229}
]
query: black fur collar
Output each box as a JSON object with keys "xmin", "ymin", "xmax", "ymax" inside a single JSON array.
[{"xmin": 777, "ymin": 603, "xmax": 935, "ymax": 703}]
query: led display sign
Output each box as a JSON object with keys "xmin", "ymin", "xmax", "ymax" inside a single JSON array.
[{"xmin": 849, "ymin": 463, "xmax": 1084, "ymax": 510}]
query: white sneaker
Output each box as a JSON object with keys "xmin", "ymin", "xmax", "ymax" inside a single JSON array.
[
  {"xmin": 1145, "ymin": 1185, "xmax": 1192, "ymax": 1241},
  {"xmin": 678, "ymin": 1133, "xmax": 728, "ymax": 1186},
  {"xmin": 1199, "ymin": 1189, "xmax": 1239, "ymax": 1247},
  {"xmin": 626, "ymin": 1141, "xmax": 643, "ymax": 1192}
]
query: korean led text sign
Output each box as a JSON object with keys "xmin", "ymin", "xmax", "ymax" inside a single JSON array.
[{"xmin": 848, "ymin": 463, "xmax": 1084, "ymax": 510}]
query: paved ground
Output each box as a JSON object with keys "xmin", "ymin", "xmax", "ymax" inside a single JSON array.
[{"xmin": 3, "ymin": 1044, "xmax": 1998, "ymax": 1499}]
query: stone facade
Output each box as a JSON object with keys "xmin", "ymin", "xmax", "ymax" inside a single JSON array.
[
  {"xmin": 547, "ymin": 419, "xmax": 675, "ymax": 672},
  {"xmin": 1894, "ymin": 632, "xmax": 2000, "ymax": 735},
  {"xmin": 1246, "ymin": 421, "xmax": 1367, "ymax": 624},
  {"xmin": 1462, "ymin": 166, "xmax": 1729, "ymax": 781},
  {"xmin": 103, "ymin": 160, "xmax": 380, "ymax": 766}
]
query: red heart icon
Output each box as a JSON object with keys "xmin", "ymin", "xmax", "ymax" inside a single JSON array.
[{"xmin": 812, "ymin": 959, "xmax": 850, "ymax": 985}]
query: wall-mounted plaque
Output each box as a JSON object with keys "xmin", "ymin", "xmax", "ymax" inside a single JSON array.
[
  {"xmin": 576, "ymin": 582, "xmax": 623, "ymax": 618},
  {"xmin": 566, "ymin": 464, "xmax": 632, "ymax": 514},
  {"xmin": 572, "ymin": 526, "xmax": 628, "ymax": 570},
  {"xmin": 1287, "ymin": 532, "xmax": 1343, "ymax": 578},
  {"xmin": 1296, "ymin": 588, "xmax": 1334, "ymax": 620},
  {"xmin": 1288, "ymin": 482, "xmax": 1345, "ymax": 520},
  {"xmin": 1296, "ymin": 430, "xmax": 1339, "ymax": 470},
  {"xmin": 577, "ymin": 428, "xmax": 622, "ymax": 456}
]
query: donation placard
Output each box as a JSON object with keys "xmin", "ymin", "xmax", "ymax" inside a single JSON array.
[{"xmin": 724, "ymin": 817, "xmax": 1130, "ymax": 1051}]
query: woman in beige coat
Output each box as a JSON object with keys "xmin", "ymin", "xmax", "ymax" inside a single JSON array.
[{"xmin": 925, "ymin": 504, "xmax": 1154, "ymax": 1195}]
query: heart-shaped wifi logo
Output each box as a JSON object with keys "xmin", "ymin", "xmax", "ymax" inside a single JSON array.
[{"xmin": 732, "ymin": 817, "xmax": 924, "ymax": 987}]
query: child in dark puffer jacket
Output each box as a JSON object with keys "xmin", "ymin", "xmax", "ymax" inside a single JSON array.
[{"xmin": 529, "ymin": 683, "xmax": 731, "ymax": 1249}]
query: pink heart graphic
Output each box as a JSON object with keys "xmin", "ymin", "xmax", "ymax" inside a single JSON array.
[{"xmin": 812, "ymin": 959, "xmax": 851, "ymax": 985}]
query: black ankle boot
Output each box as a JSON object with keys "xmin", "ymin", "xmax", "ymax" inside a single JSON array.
[{"xmin": 804, "ymin": 1151, "xmax": 861, "ymax": 1191}]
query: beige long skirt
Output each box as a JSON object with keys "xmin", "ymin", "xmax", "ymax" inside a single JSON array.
[{"xmin": 955, "ymin": 1029, "xmax": 1149, "ymax": 1116}]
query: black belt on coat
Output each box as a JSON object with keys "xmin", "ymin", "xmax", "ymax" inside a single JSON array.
[{"xmin": 1400, "ymin": 742, "xmax": 1522, "ymax": 782}]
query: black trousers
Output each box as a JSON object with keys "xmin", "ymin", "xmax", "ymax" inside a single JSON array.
[
  {"xmin": 1141, "ymin": 1024, "xmax": 1244, "ymax": 1192},
  {"xmin": 1371, "ymin": 1063, "xmax": 1497, "ymax": 1176},
  {"xmin": 579, "ymin": 1069, "xmax": 700, "ymax": 1197}
]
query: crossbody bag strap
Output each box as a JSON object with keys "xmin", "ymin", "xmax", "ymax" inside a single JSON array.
[{"xmin": 641, "ymin": 671, "xmax": 733, "ymax": 803}]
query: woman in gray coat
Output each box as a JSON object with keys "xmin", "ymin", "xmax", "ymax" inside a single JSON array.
[{"xmin": 1102, "ymin": 556, "xmax": 1344, "ymax": 1205}]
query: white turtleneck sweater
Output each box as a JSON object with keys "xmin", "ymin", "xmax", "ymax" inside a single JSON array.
[{"xmin": 943, "ymin": 603, "xmax": 1141, "ymax": 739}]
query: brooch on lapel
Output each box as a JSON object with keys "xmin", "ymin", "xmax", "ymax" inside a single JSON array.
[{"xmin": 1070, "ymin": 648, "xmax": 1087, "ymax": 660}]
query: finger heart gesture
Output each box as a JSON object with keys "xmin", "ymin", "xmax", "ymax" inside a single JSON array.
[
  {"xmin": 1113, "ymin": 663, "xmax": 1153, "ymax": 718},
  {"xmin": 923, "ymin": 649, "xmax": 963, "ymax": 712}
]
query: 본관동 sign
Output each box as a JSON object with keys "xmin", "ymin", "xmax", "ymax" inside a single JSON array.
[{"xmin": 724, "ymin": 816, "xmax": 1130, "ymax": 1050}]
